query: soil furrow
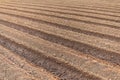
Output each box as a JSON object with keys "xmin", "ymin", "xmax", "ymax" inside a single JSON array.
[
  {"xmin": 0, "ymin": 18, "xmax": 120, "ymax": 67},
  {"xmin": 0, "ymin": 7, "xmax": 120, "ymax": 38},
  {"xmin": 0, "ymin": 7, "xmax": 120, "ymax": 31},
  {"xmin": 1, "ymin": 0, "xmax": 120, "ymax": 80},
  {"xmin": 0, "ymin": 18, "xmax": 120, "ymax": 43},
  {"xmin": 0, "ymin": 8, "xmax": 120, "ymax": 42},
  {"xmin": 0, "ymin": 33, "xmax": 102, "ymax": 80},
  {"xmin": 0, "ymin": 45, "xmax": 59, "ymax": 80},
  {"xmin": 3, "ymin": 3, "xmax": 120, "ymax": 19},
  {"xmin": 1, "ymin": 24, "xmax": 120, "ymax": 80},
  {"xmin": 6, "ymin": 2, "xmax": 120, "ymax": 13},
  {"xmin": 0, "ymin": 11, "xmax": 120, "ymax": 53},
  {"xmin": 40, "ymin": 4, "xmax": 120, "ymax": 14},
  {"xmin": 0, "ymin": 54, "xmax": 37, "ymax": 80},
  {"xmin": 1, "ymin": 4, "xmax": 120, "ymax": 23}
]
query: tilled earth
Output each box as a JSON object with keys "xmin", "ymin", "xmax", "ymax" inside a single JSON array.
[{"xmin": 0, "ymin": 0, "xmax": 120, "ymax": 80}]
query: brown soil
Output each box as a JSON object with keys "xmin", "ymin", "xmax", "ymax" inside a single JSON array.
[{"xmin": 0, "ymin": 0, "xmax": 120, "ymax": 80}]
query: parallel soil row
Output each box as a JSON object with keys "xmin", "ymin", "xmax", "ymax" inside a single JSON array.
[{"xmin": 0, "ymin": 1, "xmax": 120, "ymax": 80}]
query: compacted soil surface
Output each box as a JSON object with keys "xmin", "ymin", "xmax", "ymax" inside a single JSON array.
[{"xmin": 0, "ymin": 0, "xmax": 120, "ymax": 80}]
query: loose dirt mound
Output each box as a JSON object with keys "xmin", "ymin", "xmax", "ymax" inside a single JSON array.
[{"xmin": 0, "ymin": 0, "xmax": 120, "ymax": 80}]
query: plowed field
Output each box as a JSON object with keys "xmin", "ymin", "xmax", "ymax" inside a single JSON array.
[{"xmin": 0, "ymin": 0, "xmax": 120, "ymax": 80}]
